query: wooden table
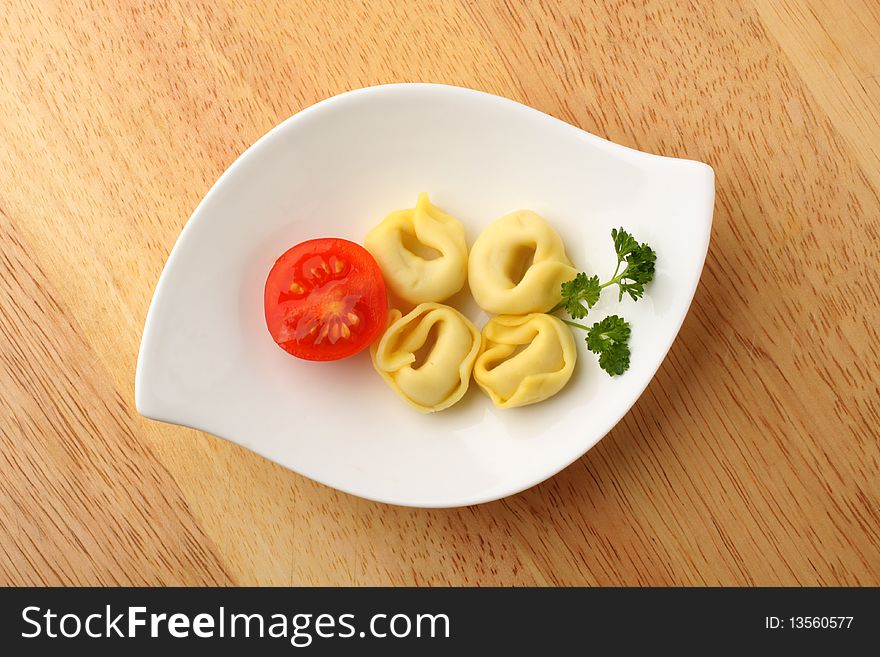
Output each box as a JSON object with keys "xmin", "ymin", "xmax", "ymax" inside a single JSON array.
[{"xmin": 2, "ymin": 0, "xmax": 878, "ymax": 586}]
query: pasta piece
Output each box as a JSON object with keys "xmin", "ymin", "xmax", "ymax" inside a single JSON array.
[
  {"xmin": 474, "ymin": 314, "xmax": 577, "ymax": 409},
  {"xmin": 365, "ymin": 193, "xmax": 468, "ymax": 304},
  {"xmin": 371, "ymin": 302, "xmax": 481, "ymax": 413},
  {"xmin": 468, "ymin": 211, "xmax": 577, "ymax": 314}
]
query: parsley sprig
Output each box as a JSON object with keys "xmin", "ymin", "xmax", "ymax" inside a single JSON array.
[
  {"xmin": 553, "ymin": 228, "xmax": 656, "ymax": 319},
  {"xmin": 552, "ymin": 228, "xmax": 656, "ymax": 376}
]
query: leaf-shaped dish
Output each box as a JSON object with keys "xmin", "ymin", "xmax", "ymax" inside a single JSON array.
[{"xmin": 136, "ymin": 83, "xmax": 713, "ymax": 508}]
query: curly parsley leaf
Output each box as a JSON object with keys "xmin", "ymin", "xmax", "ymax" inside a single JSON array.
[
  {"xmin": 614, "ymin": 233, "xmax": 656, "ymax": 302},
  {"xmin": 612, "ymin": 227, "xmax": 639, "ymax": 259},
  {"xmin": 586, "ymin": 315, "xmax": 631, "ymax": 376},
  {"xmin": 560, "ymin": 273, "xmax": 601, "ymax": 319}
]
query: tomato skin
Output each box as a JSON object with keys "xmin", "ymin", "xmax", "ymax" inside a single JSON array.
[{"xmin": 264, "ymin": 238, "xmax": 387, "ymax": 361}]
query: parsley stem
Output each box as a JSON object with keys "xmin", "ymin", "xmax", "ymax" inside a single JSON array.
[
  {"xmin": 609, "ymin": 256, "xmax": 623, "ymax": 282},
  {"xmin": 560, "ymin": 318, "xmax": 591, "ymax": 331}
]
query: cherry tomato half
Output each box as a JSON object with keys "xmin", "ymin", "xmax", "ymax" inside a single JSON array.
[{"xmin": 264, "ymin": 238, "xmax": 387, "ymax": 361}]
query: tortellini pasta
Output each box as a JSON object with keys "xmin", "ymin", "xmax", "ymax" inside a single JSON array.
[
  {"xmin": 365, "ymin": 193, "xmax": 468, "ymax": 304},
  {"xmin": 468, "ymin": 210, "xmax": 577, "ymax": 314},
  {"xmin": 371, "ymin": 302, "xmax": 481, "ymax": 413},
  {"xmin": 474, "ymin": 313, "xmax": 577, "ymax": 409}
]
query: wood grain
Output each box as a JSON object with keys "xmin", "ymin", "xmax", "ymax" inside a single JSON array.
[{"xmin": 1, "ymin": 0, "xmax": 878, "ymax": 586}]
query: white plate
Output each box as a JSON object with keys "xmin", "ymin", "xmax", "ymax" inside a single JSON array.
[{"xmin": 136, "ymin": 83, "xmax": 713, "ymax": 508}]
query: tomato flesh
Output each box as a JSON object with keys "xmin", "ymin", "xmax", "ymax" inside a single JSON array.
[{"xmin": 264, "ymin": 238, "xmax": 387, "ymax": 361}]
